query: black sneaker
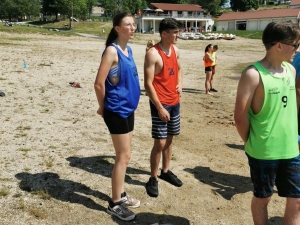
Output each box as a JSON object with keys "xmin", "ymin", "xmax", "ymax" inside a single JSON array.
[
  {"xmin": 145, "ymin": 177, "xmax": 158, "ymax": 197},
  {"xmin": 159, "ymin": 170, "xmax": 183, "ymax": 187},
  {"xmin": 210, "ymin": 88, "xmax": 218, "ymax": 92}
]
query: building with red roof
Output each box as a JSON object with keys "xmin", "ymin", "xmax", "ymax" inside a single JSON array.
[
  {"xmin": 217, "ymin": 2, "xmax": 299, "ymax": 31},
  {"xmin": 136, "ymin": 3, "xmax": 214, "ymax": 33}
]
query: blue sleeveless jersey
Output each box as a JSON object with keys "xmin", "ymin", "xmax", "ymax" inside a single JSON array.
[{"xmin": 104, "ymin": 44, "xmax": 140, "ymax": 118}]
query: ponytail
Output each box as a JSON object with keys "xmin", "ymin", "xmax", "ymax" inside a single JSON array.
[
  {"xmin": 104, "ymin": 11, "xmax": 133, "ymax": 47},
  {"xmin": 105, "ymin": 28, "xmax": 118, "ymax": 47}
]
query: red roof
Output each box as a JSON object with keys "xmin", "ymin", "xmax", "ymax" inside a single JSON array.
[
  {"xmin": 149, "ymin": 3, "xmax": 204, "ymax": 12},
  {"xmin": 291, "ymin": 0, "xmax": 300, "ymax": 6},
  {"xmin": 218, "ymin": 8, "xmax": 300, "ymax": 21}
]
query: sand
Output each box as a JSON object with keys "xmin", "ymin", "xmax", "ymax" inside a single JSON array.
[{"xmin": 0, "ymin": 31, "xmax": 286, "ymax": 225}]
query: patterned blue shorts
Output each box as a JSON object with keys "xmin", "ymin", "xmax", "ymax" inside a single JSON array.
[
  {"xmin": 246, "ymin": 153, "xmax": 300, "ymax": 198},
  {"xmin": 150, "ymin": 101, "xmax": 180, "ymax": 139}
]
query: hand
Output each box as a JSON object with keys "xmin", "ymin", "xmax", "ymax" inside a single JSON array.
[
  {"xmin": 176, "ymin": 84, "xmax": 182, "ymax": 94},
  {"xmin": 97, "ymin": 107, "xmax": 103, "ymax": 117},
  {"xmin": 158, "ymin": 107, "xmax": 170, "ymax": 122}
]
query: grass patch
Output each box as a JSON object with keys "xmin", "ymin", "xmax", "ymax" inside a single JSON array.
[
  {"xmin": 40, "ymin": 109, "xmax": 49, "ymax": 113},
  {"xmin": 16, "ymin": 126, "xmax": 31, "ymax": 131},
  {"xmin": 48, "ymin": 145, "xmax": 57, "ymax": 149},
  {"xmin": 0, "ymin": 188, "xmax": 10, "ymax": 197},
  {"xmin": 45, "ymin": 158, "xmax": 54, "ymax": 168},
  {"xmin": 18, "ymin": 148, "xmax": 31, "ymax": 152},
  {"xmin": 0, "ymin": 77, "xmax": 7, "ymax": 80},
  {"xmin": 28, "ymin": 207, "xmax": 48, "ymax": 219},
  {"xmin": 32, "ymin": 190, "xmax": 51, "ymax": 200}
]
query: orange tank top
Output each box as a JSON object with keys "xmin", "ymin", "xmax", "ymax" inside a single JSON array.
[
  {"xmin": 153, "ymin": 44, "xmax": 179, "ymax": 106},
  {"xmin": 204, "ymin": 52, "xmax": 213, "ymax": 67}
]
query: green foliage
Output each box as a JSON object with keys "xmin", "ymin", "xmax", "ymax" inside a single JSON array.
[
  {"xmin": 0, "ymin": 0, "xmax": 40, "ymax": 21},
  {"xmin": 98, "ymin": 0, "xmax": 117, "ymax": 16},
  {"xmin": 53, "ymin": 0, "xmax": 88, "ymax": 18},
  {"xmin": 230, "ymin": 0, "xmax": 259, "ymax": 11},
  {"xmin": 188, "ymin": 0, "xmax": 229, "ymax": 15},
  {"xmin": 146, "ymin": 0, "xmax": 188, "ymax": 3}
]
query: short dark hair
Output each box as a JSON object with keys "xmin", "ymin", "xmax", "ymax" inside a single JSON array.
[
  {"xmin": 159, "ymin": 18, "xmax": 183, "ymax": 34},
  {"xmin": 213, "ymin": 45, "xmax": 218, "ymax": 50},
  {"xmin": 262, "ymin": 21, "xmax": 300, "ymax": 50}
]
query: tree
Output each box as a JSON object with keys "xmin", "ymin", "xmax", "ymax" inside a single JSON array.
[
  {"xmin": 145, "ymin": 0, "xmax": 188, "ymax": 3},
  {"xmin": 0, "ymin": 0, "xmax": 40, "ymax": 21},
  {"xmin": 0, "ymin": 0, "xmax": 15, "ymax": 20},
  {"xmin": 51, "ymin": 0, "xmax": 88, "ymax": 27},
  {"xmin": 230, "ymin": 0, "xmax": 259, "ymax": 11},
  {"xmin": 121, "ymin": 0, "xmax": 147, "ymax": 14},
  {"xmin": 187, "ymin": 0, "xmax": 229, "ymax": 15},
  {"xmin": 86, "ymin": 0, "xmax": 97, "ymax": 17},
  {"xmin": 98, "ymin": 0, "xmax": 117, "ymax": 17},
  {"xmin": 42, "ymin": 0, "xmax": 60, "ymax": 21}
]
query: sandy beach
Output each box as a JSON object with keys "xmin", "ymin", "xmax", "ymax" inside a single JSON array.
[{"xmin": 0, "ymin": 31, "xmax": 286, "ymax": 225}]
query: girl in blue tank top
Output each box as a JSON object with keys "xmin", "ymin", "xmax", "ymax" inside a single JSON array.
[{"xmin": 94, "ymin": 12, "xmax": 140, "ymax": 222}]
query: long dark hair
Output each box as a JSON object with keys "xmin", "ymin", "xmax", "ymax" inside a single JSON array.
[
  {"xmin": 204, "ymin": 44, "xmax": 213, "ymax": 53},
  {"xmin": 105, "ymin": 12, "xmax": 133, "ymax": 47}
]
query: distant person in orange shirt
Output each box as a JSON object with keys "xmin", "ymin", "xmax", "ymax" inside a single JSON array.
[
  {"xmin": 144, "ymin": 18, "xmax": 183, "ymax": 198},
  {"xmin": 203, "ymin": 44, "xmax": 214, "ymax": 95}
]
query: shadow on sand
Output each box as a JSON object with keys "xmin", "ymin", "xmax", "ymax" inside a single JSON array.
[
  {"xmin": 66, "ymin": 156, "xmax": 150, "ymax": 187},
  {"xmin": 184, "ymin": 166, "xmax": 252, "ymax": 200},
  {"xmin": 111, "ymin": 212, "xmax": 190, "ymax": 225},
  {"xmin": 15, "ymin": 172, "xmax": 109, "ymax": 212},
  {"xmin": 226, "ymin": 143, "xmax": 244, "ymax": 151}
]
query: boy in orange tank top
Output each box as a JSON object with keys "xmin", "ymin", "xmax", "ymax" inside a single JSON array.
[{"xmin": 144, "ymin": 18, "xmax": 183, "ymax": 197}]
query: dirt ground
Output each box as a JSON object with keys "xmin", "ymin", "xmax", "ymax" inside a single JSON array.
[{"xmin": 0, "ymin": 31, "xmax": 287, "ymax": 225}]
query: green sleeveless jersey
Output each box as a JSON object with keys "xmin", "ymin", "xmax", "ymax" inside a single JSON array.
[
  {"xmin": 245, "ymin": 62, "xmax": 298, "ymax": 160},
  {"xmin": 211, "ymin": 52, "xmax": 216, "ymax": 66}
]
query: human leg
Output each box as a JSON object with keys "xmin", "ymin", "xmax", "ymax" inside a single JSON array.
[
  {"xmin": 276, "ymin": 155, "xmax": 300, "ymax": 224},
  {"xmin": 103, "ymin": 110, "xmax": 138, "ymax": 220},
  {"xmin": 150, "ymin": 138, "xmax": 166, "ymax": 178},
  {"xmin": 210, "ymin": 66, "xmax": 218, "ymax": 92},
  {"xmin": 162, "ymin": 135, "xmax": 173, "ymax": 172},
  {"xmin": 246, "ymin": 153, "xmax": 278, "ymax": 224},
  {"xmin": 205, "ymin": 71, "xmax": 213, "ymax": 95},
  {"xmin": 159, "ymin": 103, "xmax": 182, "ymax": 187},
  {"xmin": 251, "ymin": 196, "xmax": 271, "ymax": 225},
  {"xmin": 284, "ymin": 198, "xmax": 300, "ymax": 225},
  {"xmin": 111, "ymin": 132, "xmax": 133, "ymax": 202},
  {"xmin": 162, "ymin": 103, "xmax": 180, "ymax": 172},
  {"xmin": 107, "ymin": 131, "xmax": 137, "ymax": 221},
  {"xmin": 210, "ymin": 66, "xmax": 215, "ymax": 90},
  {"xmin": 145, "ymin": 138, "xmax": 165, "ymax": 197}
]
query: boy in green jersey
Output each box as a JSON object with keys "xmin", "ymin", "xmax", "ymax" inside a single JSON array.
[{"xmin": 234, "ymin": 22, "xmax": 300, "ymax": 225}]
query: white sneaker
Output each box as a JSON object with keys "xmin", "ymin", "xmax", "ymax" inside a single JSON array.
[
  {"xmin": 107, "ymin": 203, "xmax": 136, "ymax": 221},
  {"xmin": 121, "ymin": 195, "xmax": 141, "ymax": 208}
]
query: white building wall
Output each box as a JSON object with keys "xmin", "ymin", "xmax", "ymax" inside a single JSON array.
[
  {"xmin": 247, "ymin": 20, "xmax": 258, "ymax": 30},
  {"xmin": 216, "ymin": 21, "xmax": 227, "ymax": 31},
  {"xmin": 228, "ymin": 21, "xmax": 235, "ymax": 30},
  {"xmin": 217, "ymin": 16, "xmax": 297, "ymax": 31},
  {"xmin": 259, "ymin": 19, "xmax": 271, "ymax": 30}
]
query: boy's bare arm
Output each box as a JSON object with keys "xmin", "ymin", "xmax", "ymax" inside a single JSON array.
[{"xmin": 234, "ymin": 67, "xmax": 260, "ymax": 143}]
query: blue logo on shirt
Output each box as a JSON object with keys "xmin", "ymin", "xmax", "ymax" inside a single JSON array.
[{"xmin": 168, "ymin": 68, "xmax": 174, "ymax": 76}]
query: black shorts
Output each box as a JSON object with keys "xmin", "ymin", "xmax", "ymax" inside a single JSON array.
[
  {"xmin": 103, "ymin": 108, "xmax": 134, "ymax": 134},
  {"xmin": 205, "ymin": 66, "xmax": 212, "ymax": 72},
  {"xmin": 246, "ymin": 153, "xmax": 300, "ymax": 198},
  {"xmin": 298, "ymin": 111, "xmax": 300, "ymax": 135}
]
